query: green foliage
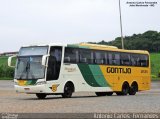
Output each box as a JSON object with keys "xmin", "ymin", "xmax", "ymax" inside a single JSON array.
[
  {"xmin": 0, "ymin": 56, "xmax": 15, "ymax": 80},
  {"xmin": 0, "ymin": 65, "xmax": 14, "ymax": 77},
  {"xmin": 158, "ymin": 70, "xmax": 160, "ymax": 78},
  {"xmin": 151, "ymin": 75, "xmax": 157, "ymax": 78},
  {"xmin": 0, "ymin": 77, "xmax": 13, "ymax": 80},
  {"xmin": 150, "ymin": 53, "xmax": 160, "ymax": 77},
  {"xmin": 95, "ymin": 30, "xmax": 160, "ymax": 52}
]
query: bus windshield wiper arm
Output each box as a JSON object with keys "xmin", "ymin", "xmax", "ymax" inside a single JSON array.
[{"xmin": 19, "ymin": 61, "xmax": 29, "ymax": 79}]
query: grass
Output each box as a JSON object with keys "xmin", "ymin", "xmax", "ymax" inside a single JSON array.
[
  {"xmin": 0, "ymin": 77, "xmax": 13, "ymax": 80},
  {"xmin": 0, "ymin": 56, "xmax": 15, "ymax": 80},
  {"xmin": 0, "ymin": 56, "xmax": 16, "ymax": 66},
  {"xmin": 150, "ymin": 53, "xmax": 160, "ymax": 80},
  {"xmin": 0, "ymin": 53, "xmax": 160, "ymax": 80},
  {"xmin": 0, "ymin": 56, "xmax": 8, "ymax": 66}
]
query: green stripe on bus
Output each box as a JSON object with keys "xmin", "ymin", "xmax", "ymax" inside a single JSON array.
[
  {"xmin": 88, "ymin": 65, "xmax": 110, "ymax": 87},
  {"xmin": 78, "ymin": 64, "xmax": 100, "ymax": 87}
]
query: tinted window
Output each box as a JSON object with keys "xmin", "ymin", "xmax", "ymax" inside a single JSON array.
[
  {"xmin": 131, "ymin": 54, "xmax": 140, "ymax": 66},
  {"xmin": 79, "ymin": 49, "xmax": 93, "ymax": 64},
  {"xmin": 94, "ymin": 51, "xmax": 107, "ymax": 64},
  {"xmin": 140, "ymin": 55, "xmax": 149, "ymax": 67},
  {"xmin": 47, "ymin": 46, "xmax": 62, "ymax": 81},
  {"xmin": 50, "ymin": 47, "xmax": 62, "ymax": 61},
  {"xmin": 121, "ymin": 53, "xmax": 130, "ymax": 66},
  {"xmin": 64, "ymin": 48, "xmax": 78, "ymax": 63},
  {"xmin": 108, "ymin": 52, "xmax": 120, "ymax": 65}
]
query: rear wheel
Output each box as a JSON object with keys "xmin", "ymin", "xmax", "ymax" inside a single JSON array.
[
  {"xmin": 36, "ymin": 93, "xmax": 47, "ymax": 99},
  {"xmin": 129, "ymin": 82, "xmax": 138, "ymax": 95},
  {"xmin": 116, "ymin": 82, "xmax": 129, "ymax": 96},
  {"xmin": 62, "ymin": 82, "xmax": 74, "ymax": 98}
]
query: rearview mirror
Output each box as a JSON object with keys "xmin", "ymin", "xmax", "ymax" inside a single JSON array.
[
  {"xmin": 8, "ymin": 55, "xmax": 17, "ymax": 68},
  {"xmin": 42, "ymin": 55, "xmax": 50, "ymax": 67}
]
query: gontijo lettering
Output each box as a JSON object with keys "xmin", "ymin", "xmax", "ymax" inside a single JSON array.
[{"xmin": 107, "ymin": 67, "xmax": 131, "ymax": 74}]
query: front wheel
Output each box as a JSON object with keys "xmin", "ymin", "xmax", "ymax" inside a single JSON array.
[
  {"xmin": 36, "ymin": 93, "xmax": 47, "ymax": 99},
  {"xmin": 116, "ymin": 82, "xmax": 129, "ymax": 96},
  {"xmin": 62, "ymin": 83, "xmax": 74, "ymax": 98}
]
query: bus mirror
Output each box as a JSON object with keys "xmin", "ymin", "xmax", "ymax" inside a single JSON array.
[
  {"xmin": 42, "ymin": 55, "xmax": 49, "ymax": 66},
  {"xmin": 8, "ymin": 55, "xmax": 17, "ymax": 68}
]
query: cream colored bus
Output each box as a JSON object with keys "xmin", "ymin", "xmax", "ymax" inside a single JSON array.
[{"xmin": 8, "ymin": 43, "xmax": 150, "ymax": 99}]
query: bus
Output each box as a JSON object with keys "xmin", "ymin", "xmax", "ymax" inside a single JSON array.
[{"xmin": 8, "ymin": 43, "xmax": 151, "ymax": 99}]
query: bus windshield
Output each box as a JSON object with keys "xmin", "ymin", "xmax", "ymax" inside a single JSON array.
[
  {"xmin": 15, "ymin": 46, "xmax": 48, "ymax": 80},
  {"xmin": 15, "ymin": 56, "xmax": 45, "ymax": 79},
  {"xmin": 19, "ymin": 46, "xmax": 48, "ymax": 56}
]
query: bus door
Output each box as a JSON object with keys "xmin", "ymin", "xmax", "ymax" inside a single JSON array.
[{"xmin": 46, "ymin": 46, "xmax": 62, "ymax": 81}]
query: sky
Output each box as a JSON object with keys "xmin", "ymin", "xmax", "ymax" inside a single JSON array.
[{"xmin": 0, "ymin": 0, "xmax": 160, "ymax": 52}]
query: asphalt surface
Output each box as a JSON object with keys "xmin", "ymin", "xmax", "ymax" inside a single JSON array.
[{"xmin": 0, "ymin": 80, "xmax": 160, "ymax": 113}]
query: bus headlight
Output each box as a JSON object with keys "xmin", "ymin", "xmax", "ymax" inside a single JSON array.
[{"xmin": 36, "ymin": 81, "xmax": 46, "ymax": 85}]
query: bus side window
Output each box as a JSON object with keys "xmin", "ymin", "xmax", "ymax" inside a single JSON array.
[
  {"xmin": 94, "ymin": 51, "xmax": 106, "ymax": 65},
  {"xmin": 114, "ymin": 53, "xmax": 120, "ymax": 65},
  {"xmin": 108, "ymin": 52, "xmax": 120, "ymax": 65},
  {"xmin": 79, "ymin": 49, "xmax": 93, "ymax": 64},
  {"xmin": 108, "ymin": 53, "xmax": 112, "ymax": 65},
  {"xmin": 131, "ymin": 54, "xmax": 140, "ymax": 66},
  {"xmin": 120, "ymin": 53, "xmax": 131, "ymax": 66},
  {"xmin": 50, "ymin": 47, "xmax": 62, "ymax": 62},
  {"xmin": 64, "ymin": 48, "xmax": 78, "ymax": 63},
  {"xmin": 140, "ymin": 55, "xmax": 148, "ymax": 67}
]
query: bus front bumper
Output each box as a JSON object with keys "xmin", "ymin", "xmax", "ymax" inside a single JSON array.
[{"xmin": 14, "ymin": 85, "xmax": 46, "ymax": 94}]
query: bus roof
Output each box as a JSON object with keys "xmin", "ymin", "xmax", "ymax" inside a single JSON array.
[
  {"xmin": 21, "ymin": 43, "xmax": 149, "ymax": 55},
  {"xmin": 67, "ymin": 43, "xmax": 149, "ymax": 55}
]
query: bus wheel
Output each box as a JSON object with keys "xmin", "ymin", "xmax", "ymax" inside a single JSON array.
[
  {"xmin": 129, "ymin": 82, "xmax": 138, "ymax": 95},
  {"xmin": 36, "ymin": 93, "xmax": 47, "ymax": 99},
  {"xmin": 122, "ymin": 82, "xmax": 129, "ymax": 95},
  {"xmin": 95, "ymin": 92, "xmax": 107, "ymax": 96},
  {"xmin": 62, "ymin": 82, "xmax": 74, "ymax": 98},
  {"xmin": 116, "ymin": 82, "xmax": 129, "ymax": 96}
]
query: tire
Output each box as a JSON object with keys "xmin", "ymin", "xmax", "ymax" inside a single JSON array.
[
  {"xmin": 129, "ymin": 83, "xmax": 138, "ymax": 95},
  {"xmin": 36, "ymin": 93, "xmax": 47, "ymax": 99},
  {"xmin": 116, "ymin": 82, "xmax": 129, "ymax": 96},
  {"xmin": 62, "ymin": 82, "xmax": 74, "ymax": 98}
]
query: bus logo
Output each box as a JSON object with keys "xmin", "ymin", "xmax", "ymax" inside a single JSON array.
[
  {"xmin": 106, "ymin": 67, "xmax": 132, "ymax": 74},
  {"xmin": 52, "ymin": 84, "xmax": 58, "ymax": 92}
]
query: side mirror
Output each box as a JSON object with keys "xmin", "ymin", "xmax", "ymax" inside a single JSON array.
[
  {"xmin": 42, "ymin": 55, "xmax": 50, "ymax": 66},
  {"xmin": 8, "ymin": 55, "xmax": 17, "ymax": 68}
]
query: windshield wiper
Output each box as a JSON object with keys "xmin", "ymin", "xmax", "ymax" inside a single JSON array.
[{"xmin": 18, "ymin": 61, "xmax": 30, "ymax": 79}]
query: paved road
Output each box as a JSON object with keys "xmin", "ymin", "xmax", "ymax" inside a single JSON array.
[{"xmin": 0, "ymin": 80, "xmax": 160, "ymax": 113}]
